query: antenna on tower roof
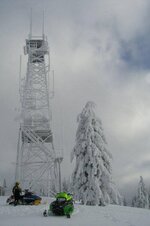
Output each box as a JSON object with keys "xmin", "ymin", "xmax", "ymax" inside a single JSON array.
[
  {"xmin": 29, "ymin": 8, "xmax": 33, "ymax": 39},
  {"xmin": 42, "ymin": 10, "xmax": 45, "ymax": 37}
]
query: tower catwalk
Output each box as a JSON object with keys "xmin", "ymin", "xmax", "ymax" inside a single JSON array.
[{"xmin": 15, "ymin": 22, "xmax": 60, "ymax": 195}]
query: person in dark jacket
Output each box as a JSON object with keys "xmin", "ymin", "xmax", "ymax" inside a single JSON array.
[{"xmin": 12, "ymin": 182, "xmax": 22, "ymax": 206}]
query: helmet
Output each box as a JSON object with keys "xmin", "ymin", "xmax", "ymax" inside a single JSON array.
[{"xmin": 15, "ymin": 181, "xmax": 19, "ymax": 185}]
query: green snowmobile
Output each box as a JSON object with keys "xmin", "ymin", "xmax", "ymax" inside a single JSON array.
[{"xmin": 43, "ymin": 192, "xmax": 74, "ymax": 218}]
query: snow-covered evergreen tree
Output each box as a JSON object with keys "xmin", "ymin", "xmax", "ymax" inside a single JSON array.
[
  {"xmin": 135, "ymin": 176, "xmax": 149, "ymax": 209},
  {"xmin": 71, "ymin": 101, "xmax": 122, "ymax": 206}
]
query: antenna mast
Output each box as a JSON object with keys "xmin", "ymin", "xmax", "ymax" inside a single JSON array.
[
  {"xmin": 29, "ymin": 8, "xmax": 32, "ymax": 38},
  {"xmin": 42, "ymin": 10, "xmax": 45, "ymax": 37}
]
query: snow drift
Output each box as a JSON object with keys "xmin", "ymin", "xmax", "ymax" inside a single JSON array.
[{"xmin": 0, "ymin": 196, "xmax": 150, "ymax": 226}]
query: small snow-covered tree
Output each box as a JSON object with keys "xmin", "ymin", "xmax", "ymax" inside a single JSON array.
[
  {"xmin": 3, "ymin": 179, "xmax": 7, "ymax": 195},
  {"xmin": 135, "ymin": 176, "xmax": 149, "ymax": 209},
  {"xmin": 123, "ymin": 197, "xmax": 127, "ymax": 206},
  {"xmin": 62, "ymin": 177, "xmax": 71, "ymax": 193},
  {"xmin": 71, "ymin": 101, "xmax": 122, "ymax": 206},
  {"xmin": 148, "ymin": 188, "xmax": 150, "ymax": 209},
  {"xmin": 132, "ymin": 195, "xmax": 137, "ymax": 207}
]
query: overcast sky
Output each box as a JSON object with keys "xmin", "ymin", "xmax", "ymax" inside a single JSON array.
[{"xmin": 1, "ymin": 0, "xmax": 150, "ymax": 200}]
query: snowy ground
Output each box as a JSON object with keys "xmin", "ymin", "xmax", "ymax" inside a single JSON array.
[{"xmin": 0, "ymin": 196, "xmax": 150, "ymax": 226}]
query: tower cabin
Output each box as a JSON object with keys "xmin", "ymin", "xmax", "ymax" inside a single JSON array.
[{"xmin": 24, "ymin": 37, "xmax": 48, "ymax": 63}]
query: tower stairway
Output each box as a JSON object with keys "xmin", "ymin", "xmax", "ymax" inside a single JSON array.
[{"xmin": 21, "ymin": 126, "xmax": 55, "ymax": 162}]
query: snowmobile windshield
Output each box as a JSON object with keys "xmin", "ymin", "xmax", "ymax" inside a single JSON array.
[{"xmin": 55, "ymin": 192, "xmax": 72, "ymax": 201}]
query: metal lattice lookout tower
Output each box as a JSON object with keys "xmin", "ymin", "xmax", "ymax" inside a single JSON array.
[{"xmin": 15, "ymin": 17, "xmax": 62, "ymax": 195}]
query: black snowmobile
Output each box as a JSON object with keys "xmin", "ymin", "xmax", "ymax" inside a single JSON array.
[
  {"xmin": 43, "ymin": 192, "xmax": 74, "ymax": 218},
  {"xmin": 7, "ymin": 190, "xmax": 42, "ymax": 205}
]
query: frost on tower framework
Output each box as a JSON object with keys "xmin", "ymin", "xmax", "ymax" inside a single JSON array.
[{"xmin": 15, "ymin": 16, "xmax": 62, "ymax": 195}]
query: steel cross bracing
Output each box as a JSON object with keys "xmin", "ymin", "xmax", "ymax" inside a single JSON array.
[{"xmin": 15, "ymin": 33, "xmax": 59, "ymax": 196}]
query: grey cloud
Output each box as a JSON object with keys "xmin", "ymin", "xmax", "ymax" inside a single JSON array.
[
  {"xmin": 120, "ymin": 33, "xmax": 150, "ymax": 70},
  {"xmin": 137, "ymin": 160, "xmax": 150, "ymax": 171}
]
